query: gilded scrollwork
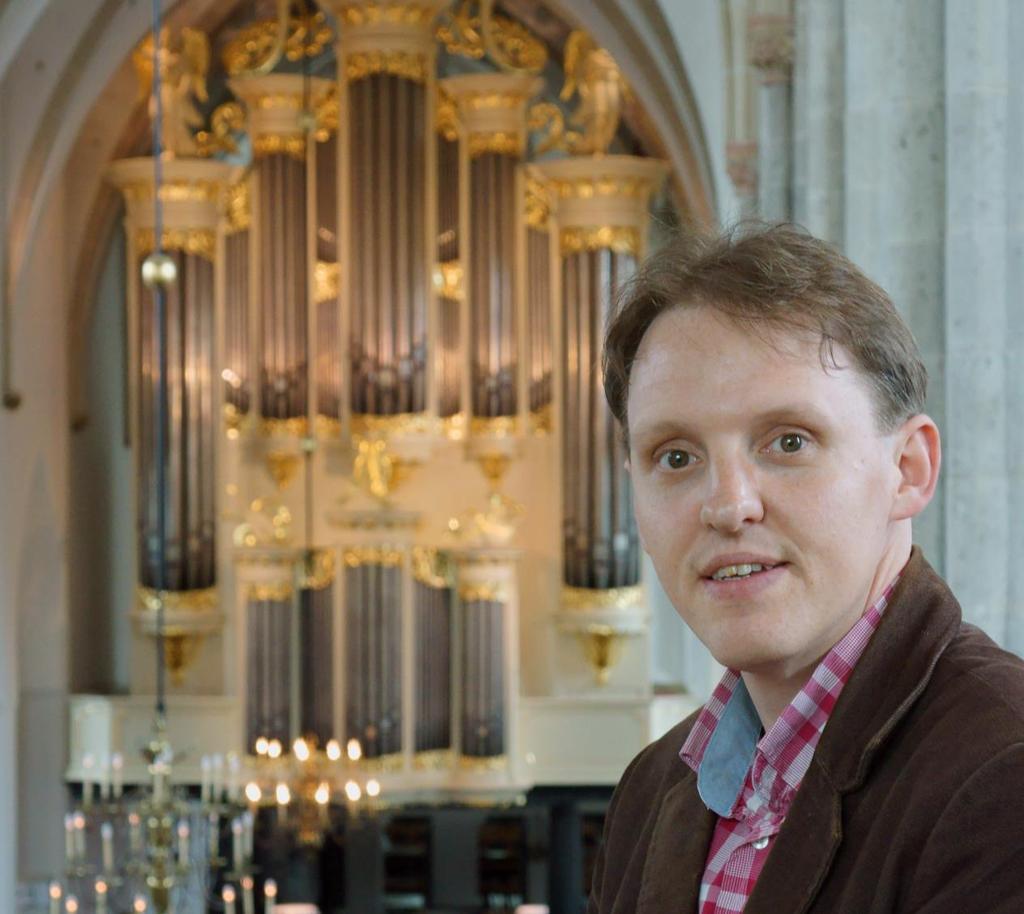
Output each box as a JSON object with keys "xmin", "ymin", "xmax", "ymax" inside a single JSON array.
[
  {"xmin": 345, "ymin": 50, "xmax": 428, "ymax": 83},
  {"xmin": 222, "ymin": 8, "xmax": 333, "ymax": 76},
  {"xmin": 559, "ymin": 30, "xmax": 626, "ymax": 156},
  {"xmin": 437, "ymin": 0, "xmax": 547, "ymax": 74},
  {"xmin": 195, "ymin": 101, "xmax": 247, "ymax": 157}
]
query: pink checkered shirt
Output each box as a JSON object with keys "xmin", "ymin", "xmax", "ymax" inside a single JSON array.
[{"xmin": 680, "ymin": 579, "xmax": 899, "ymax": 914}]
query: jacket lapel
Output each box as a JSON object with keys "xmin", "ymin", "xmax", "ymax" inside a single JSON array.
[
  {"xmin": 636, "ymin": 770, "xmax": 717, "ymax": 914},
  {"xmin": 743, "ymin": 762, "xmax": 842, "ymax": 914}
]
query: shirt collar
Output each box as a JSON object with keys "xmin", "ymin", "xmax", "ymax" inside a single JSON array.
[{"xmin": 680, "ymin": 576, "xmax": 900, "ymax": 817}]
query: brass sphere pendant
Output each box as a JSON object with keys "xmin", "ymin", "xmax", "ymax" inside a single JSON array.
[{"xmin": 141, "ymin": 252, "xmax": 178, "ymax": 289}]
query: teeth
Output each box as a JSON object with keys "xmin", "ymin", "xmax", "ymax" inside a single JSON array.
[{"xmin": 712, "ymin": 563, "xmax": 770, "ymax": 581}]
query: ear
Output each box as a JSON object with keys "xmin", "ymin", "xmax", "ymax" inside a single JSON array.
[{"xmin": 890, "ymin": 414, "xmax": 941, "ymax": 521}]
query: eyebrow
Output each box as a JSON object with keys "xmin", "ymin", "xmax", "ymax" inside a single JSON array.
[{"xmin": 630, "ymin": 402, "xmax": 835, "ymax": 449}]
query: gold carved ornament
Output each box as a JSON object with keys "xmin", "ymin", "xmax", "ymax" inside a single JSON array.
[
  {"xmin": 524, "ymin": 176, "xmax": 551, "ymax": 230},
  {"xmin": 136, "ymin": 586, "xmax": 219, "ymax": 685},
  {"xmin": 132, "ymin": 26, "xmax": 210, "ymax": 158},
  {"xmin": 468, "ymin": 131, "xmax": 523, "ymax": 158},
  {"xmin": 345, "ymin": 50, "xmax": 428, "ymax": 84},
  {"xmin": 120, "ymin": 179, "xmax": 224, "ymax": 204},
  {"xmin": 458, "ymin": 753, "xmax": 508, "ymax": 772},
  {"xmin": 560, "ymin": 226, "xmax": 640, "ymax": 257},
  {"xmin": 558, "ymin": 30, "xmax": 626, "ymax": 156},
  {"xmin": 261, "ymin": 416, "xmax": 309, "ymax": 439},
  {"xmin": 437, "ymin": 1, "xmax": 547, "ymax": 74},
  {"xmin": 339, "ymin": 2, "xmax": 438, "ymax": 26},
  {"xmin": 350, "ymin": 412, "xmax": 439, "ymax": 437},
  {"xmin": 561, "ymin": 584, "xmax": 643, "ymax": 611},
  {"xmin": 436, "ymin": 88, "xmax": 459, "ymax": 141},
  {"xmin": 343, "ymin": 546, "xmax": 404, "ymax": 568},
  {"xmin": 470, "ymin": 415, "xmax": 518, "ymax": 438},
  {"xmin": 134, "ymin": 228, "xmax": 215, "ymax": 261},
  {"xmin": 299, "ymin": 548, "xmax": 336, "ymax": 590},
  {"xmin": 432, "ymin": 260, "xmax": 464, "ymax": 301},
  {"xmin": 246, "ymin": 580, "xmax": 295, "ymax": 602},
  {"xmin": 314, "ymin": 261, "xmax": 340, "ymax": 304},
  {"xmin": 195, "ymin": 101, "xmax": 246, "ymax": 157},
  {"xmin": 225, "ymin": 178, "xmax": 251, "ymax": 232},
  {"xmin": 458, "ymin": 582, "xmax": 506, "ymax": 604},
  {"xmin": 412, "ymin": 547, "xmax": 451, "ymax": 588},
  {"xmin": 222, "ymin": 7, "xmax": 333, "ymax": 76}
]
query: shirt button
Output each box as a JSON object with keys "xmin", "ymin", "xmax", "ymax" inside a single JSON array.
[{"xmin": 753, "ymin": 836, "xmax": 770, "ymax": 850}]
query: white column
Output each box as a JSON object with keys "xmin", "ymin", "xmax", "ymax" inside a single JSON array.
[
  {"xmin": 843, "ymin": 0, "xmax": 946, "ymax": 566},
  {"xmin": 748, "ymin": 14, "xmax": 793, "ymax": 221},
  {"xmin": 792, "ymin": 0, "xmax": 843, "ymax": 244},
  {"xmin": 944, "ymin": 0, "xmax": 1015, "ymax": 645}
]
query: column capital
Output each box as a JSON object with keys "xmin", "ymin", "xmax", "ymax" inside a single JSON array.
[
  {"xmin": 726, "ymin": 141, "xmax": 758, "ymax": 199},
  {"xmin": 747, "ymin": 13, "xmax": 794, "ymax": 85}
]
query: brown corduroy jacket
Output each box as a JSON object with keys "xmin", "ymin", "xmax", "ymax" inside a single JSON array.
[{"xmin": 588, "ymin": 549, "xmax": 1024, "ymax": 913}]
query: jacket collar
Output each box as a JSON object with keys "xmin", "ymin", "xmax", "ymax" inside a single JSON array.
[{"xmin": 745, "ymin": 547, "xmax": 962, "ymax": 913}]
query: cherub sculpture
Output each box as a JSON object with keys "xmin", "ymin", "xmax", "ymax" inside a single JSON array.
[
  {"xmin": 559, "ymin": 30, "xmax": 626, "ymax": 156},
  {"xmin": 133, "ymin": 26, "xmax": 210, "ymax": 158}
]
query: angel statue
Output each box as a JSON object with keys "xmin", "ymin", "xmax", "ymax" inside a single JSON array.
[
  {"xmin": 132, "ymin": 26, "xmax": 210, "ymax": 159},
  {"xmin": 559, "ymin": 30, "xmax": 626, "ymax": 156}
]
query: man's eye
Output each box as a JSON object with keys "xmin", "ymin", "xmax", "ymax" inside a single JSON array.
[
  {"xmin": 773, "ymin": 433, "xmax": 804, "ymax": 454},
  {"xmin": 657, "ymin": 449, "xmax": 693, "ymax": 470}
]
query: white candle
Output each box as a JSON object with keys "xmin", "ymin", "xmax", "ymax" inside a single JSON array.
[
  {"xmin": 222, "ymin": 884, "xmax": 237, "ymax": 914},
  {"xmin": 177, "ymin": 820, "xmax": 190, "ymax": 868},
  {"xmin": 99, "ymin": 755, "xmax": 111, "ymax": 802},
  {"xmin": 72, "ymin": 812, "xmax": 86, "ymax": 862},
  {"xmin": 63, "ymin": 814, "xmax": 75, "ymax": 866},
  {"xmin": 212, "ymin": 754, "xmax": 224, "ymax": 803},
  {"xmin": 264, "ymin": 879, "xmax": 277, "ymax": 914},
  {"xmin": 100, "ymin": 821, "xmax": 114, "ymax": 873},
  {"xmin": 231, "ymin": 817, "xmax": 244, "ymax": 872},
  {"xmin": 242, "ymin": 810, "xmax": 254, "ymax": 858},
  {"xmin": 48, "ymin": 881, "xmax": 62, "ymax": 914},
  {"xmin": 201, "ymin": 755, "xmax": 212, "ymax": 804},
  {"xmin": 81, "ymin": 754, "xmax": 94, "ymax": 809},
  {"xmin": 227, "ymin": 752, "xmax": 241, "ymax": 802},
  {"xmin": 94, "ymin": 879, "xmax": 109, "ymax": 914},
  {"xmin": 241, "ymin": 875, "xmax": 255, "ymax": 914},
  {"xmin": 111, "ymin": 753, "xmax": 124, "ymax": 800},
  {"xmin": 128, "ymin": 811, "xmax": 143, "ymax": 856},
  {"xmin": 208, "ymin": 810, "xmax": 220, "ymax": 858}
]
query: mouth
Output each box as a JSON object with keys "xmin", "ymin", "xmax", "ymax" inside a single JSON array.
[{"xmin": 708, "ymin": 562, "xmax": 780, "ymax": 582}]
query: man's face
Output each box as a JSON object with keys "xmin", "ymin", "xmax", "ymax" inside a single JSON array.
[{"xmin": 626, "ymin": 305, "xmax": 906, "ymax": 681}]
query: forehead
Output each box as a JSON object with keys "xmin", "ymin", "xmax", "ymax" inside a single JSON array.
[{"xmin": 626, "ymin": 305, "xmax": 873, "ymax": 433}]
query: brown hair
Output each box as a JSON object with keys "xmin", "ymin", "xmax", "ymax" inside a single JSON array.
[{"xmin": 602, "ymin": 222, "xmax": 928, "ymax": 440}]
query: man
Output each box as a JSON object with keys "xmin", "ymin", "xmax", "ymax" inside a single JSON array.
[{"xmin": 590, "ymin": 224, "xmax": 1024, "ymax": 913}]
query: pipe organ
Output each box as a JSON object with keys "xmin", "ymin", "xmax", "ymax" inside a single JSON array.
[{"xmin": 103, "ymin": 0, "xmax": 674, "ymax": 801}]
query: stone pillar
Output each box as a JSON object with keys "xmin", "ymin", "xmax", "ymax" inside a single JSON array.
[
  {"xmin": 944, "ymin": 0, "xmax": 1017, "ymax": 646},
  {"xmin": 748, "ymin": 14, "xmax": 793, "ymax": 221},
  {"xmin": 792, "ymin": 0, "xmax": 844, "ymax": 244},
  {"xmin": 842, "ymin": 0, "xmax": 945, "ymax": 566}
]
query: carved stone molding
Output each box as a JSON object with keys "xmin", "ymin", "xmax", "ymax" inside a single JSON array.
[{"xmin": 747, "ymin": 14, "xmax": 794, "ymax": 85}]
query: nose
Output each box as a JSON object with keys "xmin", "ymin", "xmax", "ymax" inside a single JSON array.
[{"xmin": 699, "ymin": 457, "xmax": 764, "ymax": 534}]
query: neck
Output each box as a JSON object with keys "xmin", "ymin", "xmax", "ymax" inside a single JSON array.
[{"xmin": 742, "ymin": 527, "xmax": 913, "ymax": 730}]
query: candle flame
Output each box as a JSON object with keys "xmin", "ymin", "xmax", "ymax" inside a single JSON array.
[
  {"xmin": 65, "ymin": 895, "xmax": 79, "ymax": 914},
  {"xmin": 326, "ymin": 739, "xmax": 341, "ymax": 761},
  {"xmin": 254, "ymin": 736, "xmax": 269, "ymax": 756},
  {"xmin": 177, "ymin": 820, "xmax": 189, "ymax": 838},
  {"xmin": 132, "ymin": 895, "xmax": 148, "ymax": 914},
  {"xmin": 222, "ymin": 885, "xmax": 236, "ymax": 903},
  {"xmin": 275, "ymin": 782, "xmax": 291, "ymax": 805},
  {"xmin": 315, "ymin": 782, "xmax": 330, "ymax": 805},
  {"xmin": 48, "ymin": 882, "xmax": 62, "ymax": 900},
  {"xmin": 293, "ymin": 737, "xmax": 310, "ymax": 762},
  {"xmin": 366, "ymin": 778, "xmax": 381, "ymax": 798},
  {"xmin": 344, "ymin": 780, "xmax": 362, "ymax": 802},
  {"xmin": 95, "ymin": 879, "xmax": 108, "ymax": 895},
  {"xmin": 267, "ymin": 739, "xmax": 282, "ymax": 760},
  {"xmin": 264, "ymin": 878, "xmax": 278, "ymax": 899},
  {"xmin": 241, "ymin": 875, "xmax": 254, "ymax": 890},
  {"xmin": 245, "ymin": 781, "xmax": 262, "ymax": 803},
  {"xmin": 72, "ymin": 812, "xmax": 86, "ymax": 829},
  {"xmin": 346, "ymin": 738, "xmax": 362, "ymax": 762}
]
